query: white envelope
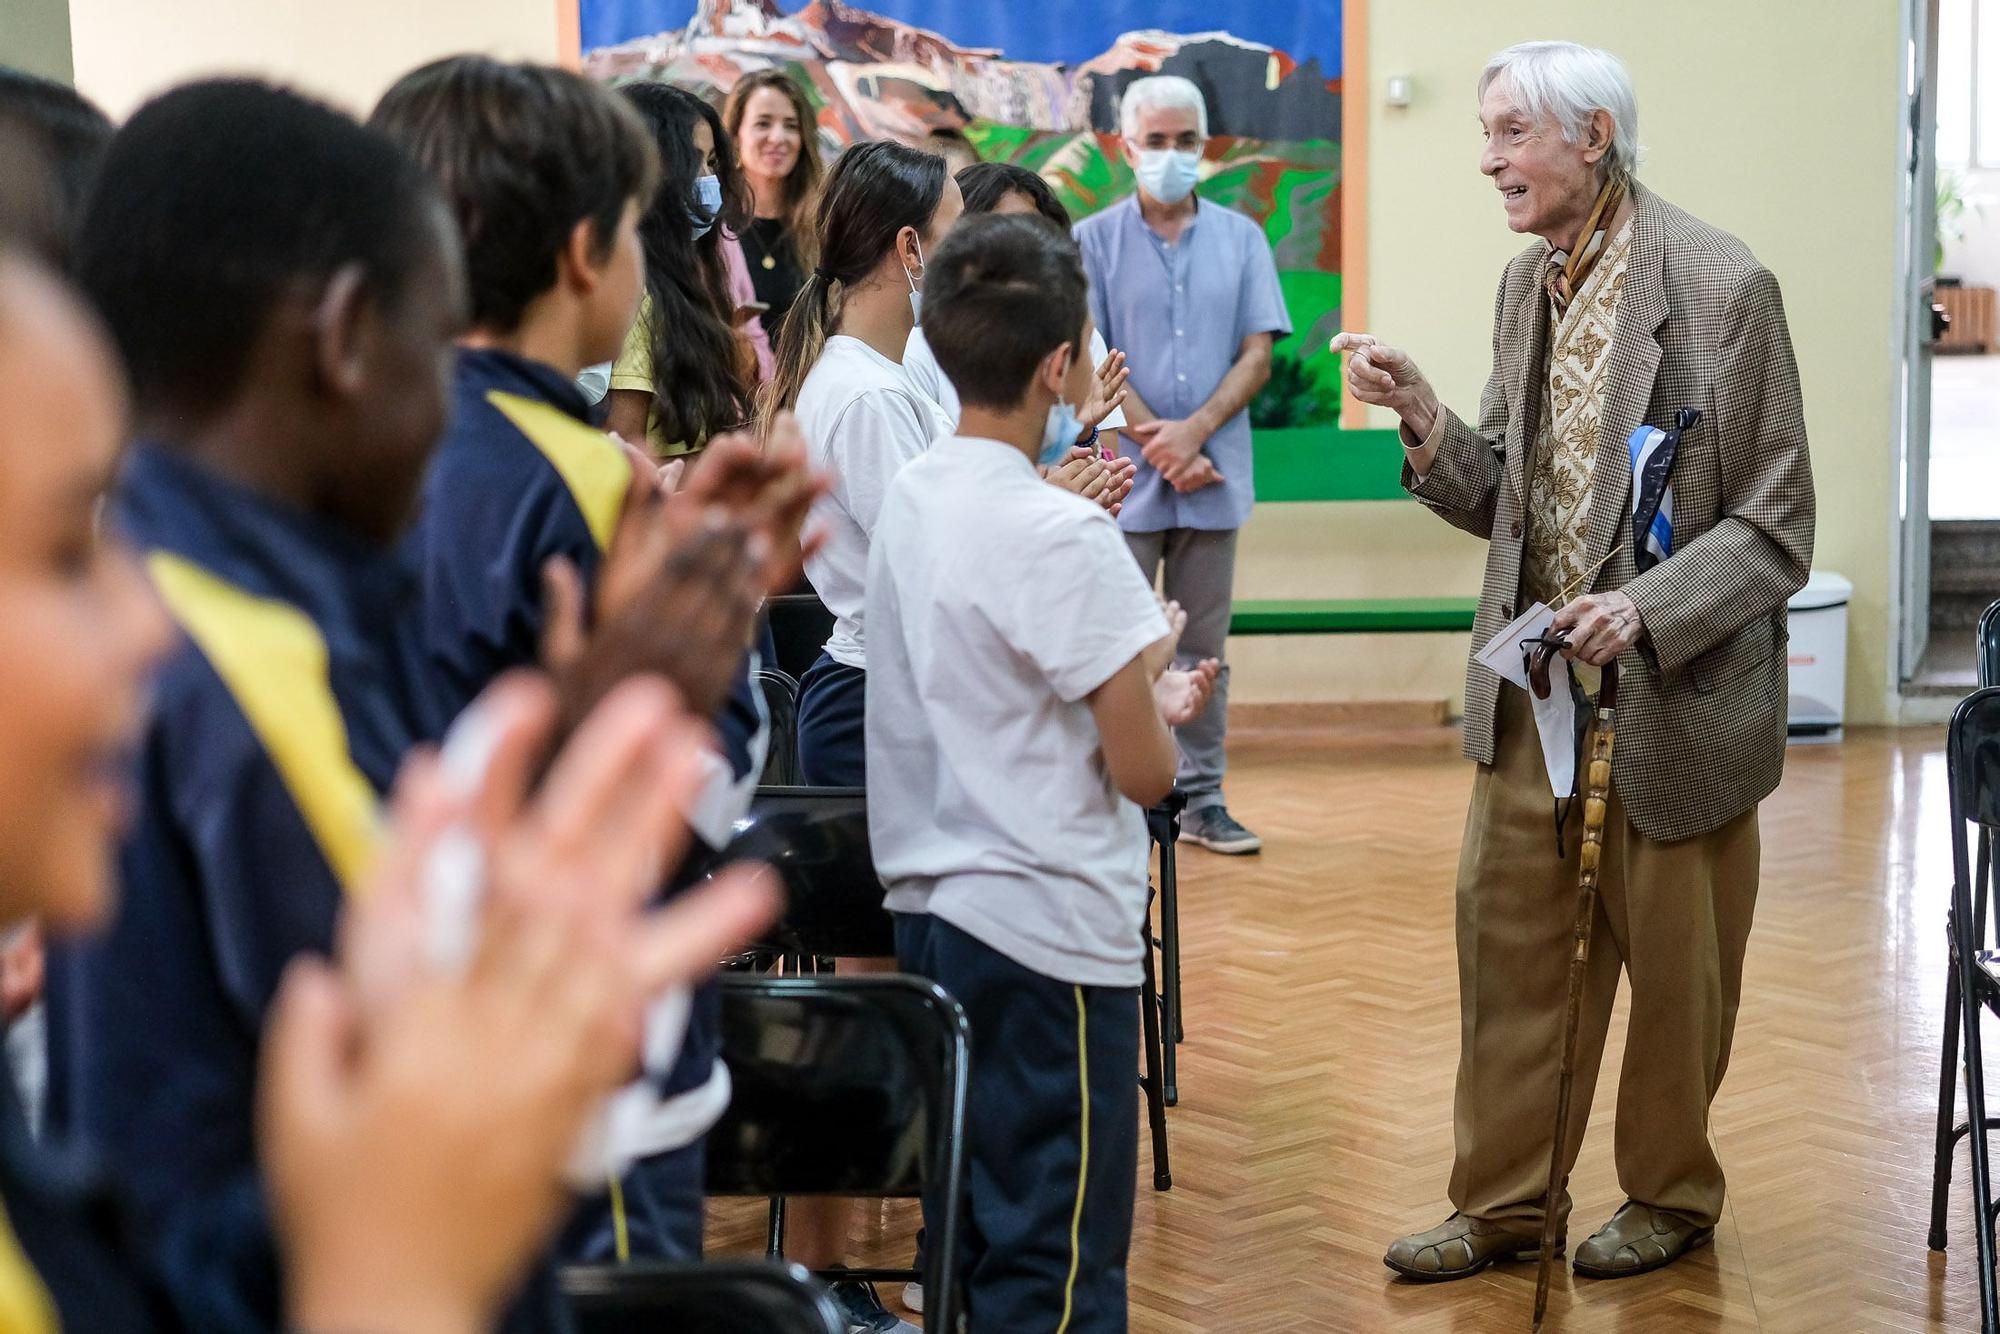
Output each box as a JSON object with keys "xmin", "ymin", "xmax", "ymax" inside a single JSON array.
[{"xmin": 1473, "ymin": 601, "xmax": 1579, "ymax": 799}]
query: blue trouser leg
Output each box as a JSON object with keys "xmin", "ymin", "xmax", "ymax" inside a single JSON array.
[{"xmin": 895, "ymin": 913, "xmax": 1138, "ymax": 1332}]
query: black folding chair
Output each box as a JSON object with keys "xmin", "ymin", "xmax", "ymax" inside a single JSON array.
[
  {"xmin": 563, "ymin": 1260, "xmax": 843, "ymax": 1333},
  {"xmin": 768, "ymin": 592, "xmax": 837, "ymax": 685},
  {"xmin": 719, "ymin": 786, "xmax": 889, "ymax": 963},
  {"xmin": 1932, "ymin": 611, "xmax": 2000, "ymax": 1274},
  {"xmin": 755, "ymin": 669, "xmax": 802, "ymax": 787},
  {"xmin": 1929, "ymin": 687, "xmax": 2000, "ymax": 1333},
  {"xmin": 1146, "ymin": 793, "xmax": 1188, "ymax": 1105},
  {"xmin": 707, "ymin": 974, "xmax": 970, "ymax": 1334},
  {"xmin": 1982, "ymin": 599, "xmax": 2000, "ymax": 692}
]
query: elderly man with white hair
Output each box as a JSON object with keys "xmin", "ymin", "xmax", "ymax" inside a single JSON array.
[
  {"xmin": 1077, "ymin": 74, "xmax": 1291, "ymax": 855},
  {"xmin": 1335, "ymin": 42, "xmax": 1814, "ymax": 1283}
]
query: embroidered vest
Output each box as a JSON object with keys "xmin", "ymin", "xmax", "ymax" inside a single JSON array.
[{"xmin": 1524, "ymin": 221, "xmax": 1634, "ymax": 603}]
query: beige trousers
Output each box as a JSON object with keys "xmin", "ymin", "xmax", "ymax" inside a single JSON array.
[{"xmin": 1447, "ymin": 686, "xmax": 1759, "ymax": 1233}]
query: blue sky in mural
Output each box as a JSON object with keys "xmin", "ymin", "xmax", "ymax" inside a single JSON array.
[{"xmin": 580, "ymin": 0, "xmax": 1341, "ymax": 76}]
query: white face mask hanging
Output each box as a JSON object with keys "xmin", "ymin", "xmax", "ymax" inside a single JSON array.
[{"xmin": 905, "ymin": 235, "xmax": 926, "ymax": 325}]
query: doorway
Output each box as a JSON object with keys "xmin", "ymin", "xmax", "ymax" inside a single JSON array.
[{"xmin": 1909, "ymin": 0, "xmax": 2000, "ymax": 695}]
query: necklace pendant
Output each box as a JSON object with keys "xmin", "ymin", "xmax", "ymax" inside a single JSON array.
[{"xmin": 761, "ymin": 254, "xmax": 776, "ymax": 270}]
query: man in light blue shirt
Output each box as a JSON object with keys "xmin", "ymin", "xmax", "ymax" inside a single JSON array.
[{"xmin": 1076, "ymin": 74, "xmax": 1292, "ymax": 854}]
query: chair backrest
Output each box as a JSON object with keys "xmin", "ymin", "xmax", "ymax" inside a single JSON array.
[
  {"xmin": 706, "ymin": 973, "xmax": 968, "ymax": 1196},
  {"xmin": 563, "ymin": 1260, "xmax": 843, "ymax": 1334},
  {"xmin": 1948, "ymin": 689, "xmax": 2000, "ymax": 891},
  {"xmin": 1981, "ymin": 600, "xmax": 2000, "ymax": 690},
  {"xmin": 755, "ymin": 670, "xmax": 802, "ymax": 786},
  {"xmin": 719, "ymin": 786, "xmax": 889, "ymax": 958},
  {"xmin": 768, "ymin": 593, "xmax": 837, "ymax": 683},
  {"xmin": 706, "ymin": 974, "xmax": 970, "ymax": 1334}
]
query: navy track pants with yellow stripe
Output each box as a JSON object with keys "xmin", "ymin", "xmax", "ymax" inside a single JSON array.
[{"xmin": 895, "ymin": 913, "xmax": 1137, "ymax": 1333}]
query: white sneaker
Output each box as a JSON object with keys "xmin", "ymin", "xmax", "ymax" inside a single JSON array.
[{"xmin": 902, "ymin": 1280, "xmax": 924, "ymax": 1313}]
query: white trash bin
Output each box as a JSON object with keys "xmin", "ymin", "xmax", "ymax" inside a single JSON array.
[{"xmin": 1786, "ymin": 571, "xmax": 1851, "ymax": 740}]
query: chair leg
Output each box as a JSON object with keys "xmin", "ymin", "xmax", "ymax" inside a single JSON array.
[
  {"xmin": 766, "ymin": 1195, "xmax": 787, "ymax": 1260},
  {"xmin": 1160, "ymin": 827, "xmax": 1184, "ymax": 1056},
  {"xmin": 1980, "ymin": 829, "xmax": 1993, "ymax": 953},
  {"xmin": 1140, "ymin": 937, "xmax": 1172, "ymax": 1191},
  {"xmin": 1935, "ymin": 943, "xmax": 1965, "ymax": 1251},
  {"xmin": 1958, "ymin": 948, "xmax": 2000, "ymax": 1332}
]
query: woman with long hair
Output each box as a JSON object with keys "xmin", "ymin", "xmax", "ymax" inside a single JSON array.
[
  {"xmin": 605, "ymin": 82, "xmax": 757, "ymax": 459},
  {"xmin": 722, "ymin": 70, "xmax": 821, "ymax": 345},
  {"xmin": 768, "ymin": 140, "xmax": 959, "ymax": 791}
]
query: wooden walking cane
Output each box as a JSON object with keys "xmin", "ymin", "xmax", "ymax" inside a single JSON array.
[{"xmin": 1531, "ymin": 660, "xmax": 1620, "ymax": 1331}]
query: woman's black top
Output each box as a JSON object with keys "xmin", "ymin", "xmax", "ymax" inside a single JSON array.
[{"xmin": 739, "ymin": 216, "xmax": 806, "ymax": 343}]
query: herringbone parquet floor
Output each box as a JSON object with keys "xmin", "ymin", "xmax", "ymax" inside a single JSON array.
[{"xmin": 711, "ymin": 722, "xmax": 1985, "ymax": 1331}]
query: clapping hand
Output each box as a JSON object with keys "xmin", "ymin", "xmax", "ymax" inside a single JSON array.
[
  {"xmin": 1155, "ymin": 658, "xmax": 1219, "ymax": 726},
  {"xmin": 1079, "ymin": 348, "xmax": 1130, "ymax": 433},
  {"xmin": 1045, "ymin": 447, "xmax": 1137, "ymax": 516},
  {"xmin": 668, "ymin": 413, "xmax": 828, "ymax": 596},
  {"xmin": 267, "ymin": 674, "xmax": 778, "ymax": 1334}
]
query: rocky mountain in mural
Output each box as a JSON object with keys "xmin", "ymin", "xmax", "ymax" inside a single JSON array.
[
  {"xmin": 585, "ymin": 0, "xmax": 1344, "ymax": 426},
  {"xmin": 584, "ymin": 0, "xmax": 1335, "ymax": 140}
]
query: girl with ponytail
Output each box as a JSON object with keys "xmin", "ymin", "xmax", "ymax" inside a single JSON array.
[
  {"xmin": 775, "ymin": 139, "xmax": 959, "ymax": 791},
  {"xmin": 771, "ymin": 138, "xmax": 958, "ymax": 1334}
]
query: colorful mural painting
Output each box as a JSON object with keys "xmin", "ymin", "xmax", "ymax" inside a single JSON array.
[{"xmin": 582, "ymin": 0, "xmax": 1347, "ymax": 433}]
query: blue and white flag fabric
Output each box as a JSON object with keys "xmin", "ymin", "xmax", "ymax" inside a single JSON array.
[{"xmin": 1628, "ymin": 407, "xmax": 1700, "ymax": 574}]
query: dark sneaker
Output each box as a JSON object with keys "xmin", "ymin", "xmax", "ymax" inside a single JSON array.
[
  {"xmin": 829, "ymin": 1277, "xmax": 921, "ymax": 1333},
  {"xmin": 1179, "ymin": 805, "xmax": 1263, "ymax": 854}
]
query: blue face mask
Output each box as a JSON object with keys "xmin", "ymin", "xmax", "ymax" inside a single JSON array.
[
  {"xmin": 1135, "ymin": 148, "xmax": 1202, "ymax": 205},
  {"xmin": 1039, "ymin": 398, "xmax": 1085, "ymax": 468},
  {"xmin": 689, "ymin": 174, "xmax": 723, "ymax": 239}
]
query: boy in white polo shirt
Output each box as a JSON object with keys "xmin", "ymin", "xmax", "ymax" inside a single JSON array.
[{"xmin": 866, "ymin": 213, "xmax": 1218, "ymax": 1332}]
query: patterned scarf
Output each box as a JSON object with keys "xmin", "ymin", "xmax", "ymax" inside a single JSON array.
[{"xmin": 1545, "ymin": 176, "xmax": 1628, "ymax": 318}]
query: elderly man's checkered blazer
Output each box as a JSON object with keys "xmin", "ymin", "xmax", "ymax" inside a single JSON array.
[{"xmin": 1407, "ymin": 182, "xmax": 1816, "ymax": 843}]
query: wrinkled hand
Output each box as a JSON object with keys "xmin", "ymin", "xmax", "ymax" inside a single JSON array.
[
  {"xmin": 1551, "ymin": 590, "xmax": 1644, "ymax": 667},
  {"xmin": 273, "ymin": 675, "xmax": 779, "ymax": 1334},
  {"xmin": 1155, "ymin": 658, "xmax": 1220, "ymax": 726},
  {"xmin": 1079, "ymin": 348, "xmax": 1130, "ymax": 433},
  {"xmin": 1329, "ymin": 332, "xmax": 1440, "ymax": 441}
]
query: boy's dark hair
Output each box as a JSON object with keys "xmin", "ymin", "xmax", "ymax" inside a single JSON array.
[
  {"xmin": 370, "ymin": 56, "xmax": 658, "ymax": 333},
  {"xmin": 923, "ymin": 213, "xmax": 1088, "ymax": 412},
  {"xmin": 0, "ymin": 68, "xmax": 112, "ymax": 270},
  {"xmin": 955, "ymin": 161, "xmax": 1071, "ymax": 234},
  {"xmin": 76, "ymin": 79, "xmax": 446, "ymax": 417}
]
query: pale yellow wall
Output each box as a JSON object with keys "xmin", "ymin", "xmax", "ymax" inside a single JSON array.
[
  {"xmin": 2, "ymin": 0, "xmax": 75, "ymax": 82},
  {"xmin": 1234, "ymin": 0, "xmax": 1906, "ymax": 724},
  {"xmin": 67, "ymin": 0, "xmax": 562, "ymax": 119}
]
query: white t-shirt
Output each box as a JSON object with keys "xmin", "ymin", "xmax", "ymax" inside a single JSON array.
[
  {"xmin": 796, "ymin": 335, "xmax": 954, "ymax": 670},
  {"xmin": 903, "ymin": 327, "xmax": 1127, "ymax": 433},
  {"xmin": 867, "ymin": 434, "xmax": 1169, "ymax": 987}
]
